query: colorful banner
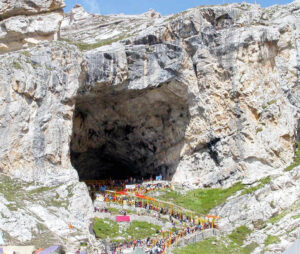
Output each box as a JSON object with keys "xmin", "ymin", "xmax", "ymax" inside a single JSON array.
[{"xmin": 116, "ymin": 216, "xmax": 131, "ymax": 222}]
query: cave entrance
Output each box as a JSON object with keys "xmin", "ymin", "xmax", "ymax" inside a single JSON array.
[{"xmin": 70, "ymin": 82, "xmax": 190, "ymax": 181}]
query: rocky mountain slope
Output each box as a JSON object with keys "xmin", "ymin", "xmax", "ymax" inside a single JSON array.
[{"xmin": 0, "ymin": 0, "xmax": 300, "ymax": 252}]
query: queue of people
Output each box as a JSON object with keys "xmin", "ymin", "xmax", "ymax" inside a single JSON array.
[
  {"xmin": 99, "ymin": 223, "xmax": 210, "ymax": 254},
  {"xmin": 90, "ymin": 184, "xmax": 218, "ymax": 253}
]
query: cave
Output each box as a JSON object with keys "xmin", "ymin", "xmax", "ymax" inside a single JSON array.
[{"xmin": 70, "ymin": 82, "xmax": 190, "ymax": 181}]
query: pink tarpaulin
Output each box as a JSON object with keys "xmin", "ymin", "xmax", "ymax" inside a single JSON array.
[{"xmin": 116, "ymin": 216, "xmax": 130, "ymax": 222}]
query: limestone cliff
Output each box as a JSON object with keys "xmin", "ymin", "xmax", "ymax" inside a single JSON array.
[
  {"xmin": 0, "ymin": 0, "xmax": 300, "ymax": 252},
  {"xmin": 0, "ymin": 0, "xmax": 65, "ymax": 52}
]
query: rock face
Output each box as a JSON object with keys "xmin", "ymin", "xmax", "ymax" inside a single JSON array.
[
  {"xmin": 63, "ymin": 1, "xmax": 300, "ymax": 187},
  {"xmin": 0, "ymin": 42, "xmax": 82, "ymax": 183},
  {"xmin": 0, "ymin": 0, "xmax": 65, "ymax": 19},
  {"xmin": 212, "ymin": 166, "xmax": 300, "ymax": 253},
  {"xmin": 1, "ymin": 0, "xmax": 300, "ymax": 186},
  {"xmin": 0, "ymin": 0, "xmax": 65, "ymax": 53},
  {"xmin": 0, "ymin": 0, "xmax": 300, "ymax": 251}
]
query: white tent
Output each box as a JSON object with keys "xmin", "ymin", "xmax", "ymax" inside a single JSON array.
[{"xmin": 0, "ymin": 246, "xmax": 35, "ymax": 254}]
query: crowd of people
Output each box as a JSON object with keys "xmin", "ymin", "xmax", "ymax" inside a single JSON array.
[
  {"xmin": 88, "ymin": 177, "xmax": 219, "ymax": 254},
  {"xmin": 86, "ymin": 176, "xmax": 171, "ymax": 197},
  {"xmin": 94, "ymin": 194, "xmax": 214, "ymax": 228},
  {"xmin": 99, "ymin": 223, "xmax": 212, "ymax": 254}
]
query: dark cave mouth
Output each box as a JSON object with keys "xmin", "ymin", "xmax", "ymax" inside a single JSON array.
[{"xmin": 70, "ymin": 83, "xmax": 190, "ymax": 181}]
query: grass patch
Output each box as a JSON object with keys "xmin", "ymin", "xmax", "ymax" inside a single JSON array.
[
  {"xmin": 285, "ymin": 142, "xmax": 300, "ymax": 171},
  {"xmin": 61, "ymin": 33, "xmax": 132, "ymax": 51},
  {"xmin": 20, "ymin": 51, "xmax": 32, "ymax": 58},
  {"xmin": 228, "ymin": 225, "xmax": 252, "ymax": 246},
  {"xmin": 107, "ymin": 207, "xmax": 120, "ymax": 214},
  {"xmin": 174, "ymin": 226, "xmax": 254, "ymax": 254},
  {"xmin": 157, "ymin": 182, "xmax": 244, "ymax": 214},
  {"xmin": 241, "ymin": 176, "xmax": 271, "ymax": 195},
  {"xmin": 270, "ymin": 201, "xmax": 275, "ymax": 209},
  {"xmin": 267, "ymin": 99, "xmax": 277, "ymax": 105},
  {"xmin": 244, "ymin": 242, "xmax": 259, "ymax": 253},
  {"xmin": 93, "ymin": 218, "xmax": 161, "ymax": 242},
  {"xmin": 13, "ymin": 61, "xmax": 22, "ymax": 69},
  {"xmin": 267, "ymin": 209, "xmax": 289, "ymax": 225},
  {"xmin": 292, "ymin": 214, "xmax": 300, "ymax": 219},
  {"xmin": 266, "ymin": 198, "xmax": 300, "ymax": 227},
  {"xmin": 0, "ymin": 175, "xmax": 25, "ymax": 201},
  {"xmin": 28, "ymin": 186, "xmax": 57, "ymax": 195},
  {"xmin": 264, "ymin": 235, "xmax": 280, "ymax": 246},
  {"xmin": 93, "ymin": 218, "xmax": 119, "ymax": 239},
  {"xmin": 126, "ymin": 221, "xmax": 161, "ymax": 240},
  {"xmin": 173, "ymin": 237, "xmax": 227, "ymax": 254},
  {"xmin": 256, "ymin": 127, "xmax": 263, "ymax": 134},
  {"xmin": 6, "ymin": 203, "xmax": 18, "ymax": 211}
]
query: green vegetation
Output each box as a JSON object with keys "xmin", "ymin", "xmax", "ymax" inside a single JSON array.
[
  {"xmin": 264, "ymin": 235, "xmax": 280, "ymax": 246},
  {"xmin": 61, "ymin": 33, "xmax": 132, "ymax": 51},
  {"xmin": 267, "ymin": 99, "xmax": 277, "ymax": 105},
  {"xmin": 93, "ymin": 218, "xmax": 161, "ymax": 242},
  {"xmin": 107, "ymin": 207, "xmax": 136, "ymax": 215},
  {"xmin": 93, "ymin": 218, "xmax": 119, "ymax": 239},
  {"xmin": 13, "ymin": 61, "xmax": 22, "ymax": 69},
  {"xmin": 228, "ymin": 225, "xmax": 252, "ymax": 246},
  {"xmin": 21, "ymin": 51, "xmax": 32, "ymax": 57},
  {"xmin": 157, "ymin": 182, "xmax": 244, "ymax": 214},
  {"xmin": 270, "ymin": 201, "xmax": 275, "ymax": 209},
  {"xmin": 0, "ymin": 175, "xmax": 25, "ymax": 202},
  {"xmin": 173, "ymin": 237, "xmax": 227, "ymax": 254},
  {"xmin": 126, "ymin": 221, "xmax": 161, "ymax": 240},
  {"xmin": 285, "ymin": 142, "xmax": 300, "ymax": 171},
  {"xmin": 107, "ymin": 207, "xmax": 120, "ymax": 214},
  {"xmin": 241, "ymin": 176, "xmax": 271, "ymax": 195},
  {"xmin": 244, "ymin": 242, "xmax": 259, "ymax": 253},
  {"xmin": 265, "ymin": 198, "xmax": 300, "ymax": 227},
  {"xmin": 0, "ymin": 174, "xmax": 70, "ymax": 211},
  {"xmin": 256, "ymin": 127, "xmax": 263, "ymax": 134},
  {"xmin": 267, "ymin": 209, "xmax": 290, "ymax": 225},
  {"xmin": 174, "ymin": 226, "xmax": 255, "ymax": 254},
  {"xmin": 28, "ymin": 186, "xmax": 58, "ymax": 195},
  {"xmin": 165, "ymin": 10, "xmax": 188, "ymax": 22},
  {"xmin": 292, "ymin": 214, "xmax": 300, "ymax": 219}
]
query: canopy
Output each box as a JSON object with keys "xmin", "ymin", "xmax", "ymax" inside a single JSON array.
[
  {"xmin": 206, "ymin": 215, "xmax": 220, "ymax": 219},
  {"xmin": 135, "ymin": 194, "xmax": 155, "ymax": 201},
  {"xmin": 116, "ymin": 191, "xmax": 128, "ymax": 195}
]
